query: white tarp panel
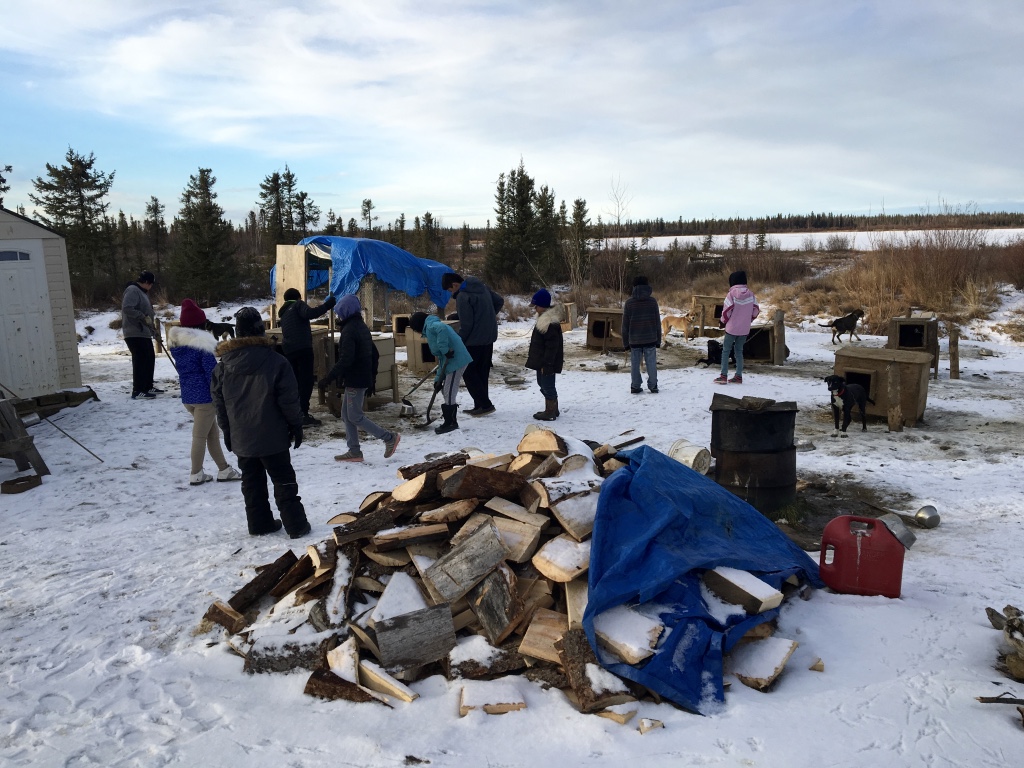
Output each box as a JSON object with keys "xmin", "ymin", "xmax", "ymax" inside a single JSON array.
[{"xmin": 0, "ymin": 238, "xmax": 59, "ymax": 398}]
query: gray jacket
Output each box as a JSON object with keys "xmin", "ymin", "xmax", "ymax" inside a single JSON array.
[
  {"xmin": 212, "ymin": 336, "xmax": 302, "ymax": 457},
  {"xmin": 121, "ymin": 283, "xmax": 155, "ymax": 339},
  {"xmin": 455, "ymin": 276, "xmax": 503, "ymax": 347}
]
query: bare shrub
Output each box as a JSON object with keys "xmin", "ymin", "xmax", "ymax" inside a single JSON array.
[
  {"xmin": 824, "ymin": 234, "xmax": 852, "ymax": 252},
  {"xmin": 108, "ymin": 317, "xmax": 122, "ymax": 330},
  {"xmin": 992, "ymin": 237, "xmax": 1024, "ymax": 289},
  {"xmin": 728, "ymin": 252, "xmax": 810, "ymax": 285}
]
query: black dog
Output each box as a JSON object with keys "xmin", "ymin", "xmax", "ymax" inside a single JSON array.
[
  {"xmin": 204, "ymin": 319, "xmax": 235, "ymax": 340},
  {"xmin": 824, "ymin": 375, "xmax": 874, "ymax": 437},
  {"xmin": 695, "ymin": 339, "xmax": 736, "ymax": 368},
  {"xmin": 819, "ymin": 309, "xmax": 865, "ymax": 344}
]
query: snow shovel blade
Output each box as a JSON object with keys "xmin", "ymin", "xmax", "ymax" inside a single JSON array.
[
  {"xmin": 413, "ymin": 388, "xmax": 440, "ymax": 430},
  {"xmin": 401, "ymin": 366, "xmax": 438, "ymax": 408}
]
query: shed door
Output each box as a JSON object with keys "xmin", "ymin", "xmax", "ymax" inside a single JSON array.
[{"xmin": 0, "ymin": 239, "xmax": 59, "ymax": 397}]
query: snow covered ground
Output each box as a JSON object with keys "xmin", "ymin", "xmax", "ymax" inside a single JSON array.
[{"xmin": 2, "ymin": 293, "xmax": 1024, "ymax": 767}]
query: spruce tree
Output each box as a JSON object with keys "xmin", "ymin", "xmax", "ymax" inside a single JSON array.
[
  {"xmin": 294, "ymin": 191, "xmax": 320, "ymax": 238},
  {"xmin": 0, "ymin": 164, "xmax": 11, "ymax": 207},
  {"xmin": 171, "ymin": 168, "xmax": 236, "ymax": 303},
  {"xmin": 258, "ymin": 171, "xmax": 286, "ymax": 253},
  {"xmin": 486, "ymin": 160, "xmax": 539, "ymax": 291},
  {"xmin": 29, "ymin": 148, "xmax": 115, "ymax": 302},
  {"xmin": 144, "ymin": 196, "xmax": 167, "ymax": 276}
]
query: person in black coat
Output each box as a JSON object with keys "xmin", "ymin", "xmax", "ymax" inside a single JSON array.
[
  {"xmin": 524, "ymin": 289, "xmax": 563, "ymax": 421},
  {"xmin": 621, "ymin": 275, "xmax": 661, "ymax": 394},
  {"xmin": 319, "ymin": 296, "xmax": 401, "ymax": 462},
  {"xmin": 212, "ymin": 307, "xmax": 310, "ymax": 539},
  {"xmin": 279, "ymin": 287, "xmax": 337, "ymax": 426},
  {"xmin": 442, "ymin": 272, "xmax": 504, "ymax": 416}
]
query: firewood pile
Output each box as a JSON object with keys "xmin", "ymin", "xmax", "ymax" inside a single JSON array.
[
  {"xmin": 976, "ymin": 605, "xmax": 1024, "ymax": 726},
  {"xmin": 202, "ymin": 426, "xmax": 809, "ymax": 722}
]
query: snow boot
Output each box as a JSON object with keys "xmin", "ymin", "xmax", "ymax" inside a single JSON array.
[
  {"xmin": 435, "ymin": 404, "xmax": 460, "ymax": 435},
  {"xmin": 533, "ymin": 399, "xmax": 559, "ymax": 421}
]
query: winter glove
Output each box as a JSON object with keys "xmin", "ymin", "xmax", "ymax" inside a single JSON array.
[
  {"xmin": 143, "ymin": 316, "xmax": 156, "ymax": 330},
  {"xmin": 223, "ymin": 430, "xmax": 232, "ymax": 453},
  {"xmin": 324, "ymin": 294, "xmax": 337, "ymax": 309},
  {"xmin": 445, "ymin": 350, "xmax": 455, "ymax": 359},
  {"xmin": 433, "ymin": 379, "xmax": 444, "ymax": 392},
  {"xmin": 289, "ymin": 424, "xmax": 303, "ymax": 450}
]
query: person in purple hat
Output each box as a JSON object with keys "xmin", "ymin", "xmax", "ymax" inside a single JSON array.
[{"xmin": 167, "ymin": 299, "xmax": 241, "ymax": 486}]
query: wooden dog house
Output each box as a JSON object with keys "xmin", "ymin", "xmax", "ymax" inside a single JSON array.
[
  {"xmin": 690, "ymin": 295, "xmax": 726, "ymax": 338},
  {"xmin": 585, "ymin": 307, "xmax": 624, "ymax": 352},
  {"xmin": 405, "ymin": 320, "xmax": 460, "ymax": 375},
  {"xmin": 833, "ymin": 347, "xmax": 934, "ymax": 427},
  {"xmin": 391, "ymin": 313, "xmax": 412, "ymax": 347},
  {"xmin": 887, "ymin": 316, "xmax": 940, "ymax": 379}
]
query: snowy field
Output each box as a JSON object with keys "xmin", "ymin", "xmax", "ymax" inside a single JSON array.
[
  {"xmin": 639, "ymin": 228, "xmax": 1024, "ymax": 252},
  {"xmin": 2, "ymin": 292, "xmax": 1024, "ymax": 768}
]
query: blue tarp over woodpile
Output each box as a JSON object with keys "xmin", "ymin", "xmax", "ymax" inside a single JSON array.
[
  {"xmin": 583, "ymin": 446, "xmax": 823, "ymax": 714},
  {"xmin": 270, "ymin": 237, "xmax": 454, "ymax": 307}
]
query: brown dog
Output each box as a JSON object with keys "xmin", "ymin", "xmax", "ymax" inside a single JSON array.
[
  {"xmin": 819, "ymin": 309, "xmax": 865, "ymax": 344},
  {"xmin": 661, "ymin": 313, "xmax": 694, "ymax": 343}
]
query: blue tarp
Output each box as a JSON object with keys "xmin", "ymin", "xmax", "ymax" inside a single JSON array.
[
  {"xmin": 269, "ymin": 237, "xmax": 454, "ymax": 307},
  {"xmin": 583, "ymin": 446, "xmax": 823, "ymax": 714}
]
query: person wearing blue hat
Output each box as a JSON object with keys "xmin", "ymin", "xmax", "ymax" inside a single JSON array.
[{"xmin": 524, "ymin": 289, "xmax": 563, "ymax": 421}]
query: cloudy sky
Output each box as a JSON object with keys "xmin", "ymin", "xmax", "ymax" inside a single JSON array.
[{"xmin": 2, "ymin": 0, "xmax": 1022, "ymax": 229}]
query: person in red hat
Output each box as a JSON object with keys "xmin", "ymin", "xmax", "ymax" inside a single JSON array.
[
  {"xmin": 167, "ymin": 299, "xmax": 241, "ymax": 486},
  {"xmin": 524, "ymin": 289, "xmax": 563, "ymax": 421}
]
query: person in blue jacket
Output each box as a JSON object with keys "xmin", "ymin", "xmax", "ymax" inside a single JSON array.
[
  {"xmin": 409, "ymin": 312, "xmax": 472, "ymax": 434},
  {"xmin": 167, "ymin": 299, "xmax": 242, "ymax": 486}
]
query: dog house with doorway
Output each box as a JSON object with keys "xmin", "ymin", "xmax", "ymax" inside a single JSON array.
[
  {"xmin": 690, "ymin": 295, "xmax": 726, "ymax": 338},
  {"xmin": 887, "ymin": 316, "xmax": 939, "ymax": 379},
  {"xmin": 405, "ymin": 320, "xmax": 460, "ymax": 375},
  {"xmin": 742, "ymin": 324, "xmax": 782, "ymax": 364},
  {"xmin": 833, "ymin": 347, "xmax": 934, "ymax": 426},
  {"xmin": 585, "ymin": 307, "xmax": 624, "ymax": 352}
]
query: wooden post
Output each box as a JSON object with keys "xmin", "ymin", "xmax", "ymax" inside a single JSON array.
[
  {"xmin": 949, "ymin": 324, "xmax": 960, "ymax": 380},
  {"xmin": 359, "ymin": 277, "xmax": 375, "ymax": 328},
  {"xmin": 886, "ymin": 362, "xmax": 903, "ymax": 433},
  {"xmin": 772, "ymin": 309, "xmax": 786, "ymax": 366},
  {"xmin": 699, "ymin": 305, "xmax": 707, "ymax": 338}
]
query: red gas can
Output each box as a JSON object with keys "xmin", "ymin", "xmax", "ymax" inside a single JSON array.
[{"xmin": 819, "ymin": 515, "xmax": 904, "ymax": 598}]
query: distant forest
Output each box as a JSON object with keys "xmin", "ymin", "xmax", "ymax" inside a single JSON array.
[{"xmin": 4, "ymin": 152, "xmax": 1022, "ymax": 305}]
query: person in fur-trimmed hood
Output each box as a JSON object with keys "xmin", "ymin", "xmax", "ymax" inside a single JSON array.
[
  {"xmin": 524, "ymin": 289, "xmax": 564, "ymax": 421},
  {"xmin": 212, "ymin": 307, "xmax": 310, "ymax": 539},
  {"xmin": 168, "ymin": 299, "xmax": 241, "ymax": 487}
]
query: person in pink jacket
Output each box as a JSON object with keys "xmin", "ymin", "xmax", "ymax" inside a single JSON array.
[{"xmin": 715, "ymin": 270, "xmax": 759, "ymax": 384}]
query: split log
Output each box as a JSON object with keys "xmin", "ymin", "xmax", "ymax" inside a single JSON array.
[
  {"xmin": 406, "ymin": 543, "xmax": 445, "ymax": 604},
  {"xmin": 441, "ymin": 464, "xmax": 527, "ymax": 502},
  {"xmin": 268, "ymin": 554, "xmax": 315, "ymax": 599},
  {"xmin": 468, "ymin": 453, "xmax": 515, "ymax": 470},
  {"xmin": 447, "ymin": 637, "xmax": 528, "ymax": 679},
  {"xmin": 397, "ymin": 451, "xmax": 470, "ymax": 480},
  {"xmin": 353, "ymin": 576, "xmax": 385, "ymax": 593},
  {"xmin": 522, "ymin": 665, "xmax": 569, "ymax": 689},
  {"xmin": 638, "ymin": 718, "xmax": 664, "ymax": 734},
  {"xmin": 556, "ymin": 628, "xmax": 635, "ymax": 712},
  {"xmin": 484, "ymin": 496, "xmax": 548, "ymax": 528},
  {"xmin": 360, "ymin": 491, "xmax": 391, "ymax": 512},
  {"xmin": 359, "ymin": 659, "xmax": 420, "ymax": 702},
  {"xmin": 592, "ymin": 444, "xmax": 613, "ymax": 460},
  {"xmin": 517, "ymin": 429, "xmax": 568, "ymax": 457},
  {"xmin": 492, "ymin": 516, "xmax": 542, "ymax": 563},
  {"xmin": 703, "ymin": 566, "xmax": 784, "ymax": 615},
  {"xmin": 424, "ymin": 517, "xmax": 508, "ymax": 602},
  {"xmin": 326, "ymin": 636, "xmax": 361, "ymax": 681},
  {"xmin": 564, "ymin": 579, "xmax": 589, "ymax": 630},
  {"xmin": 596, "ymin": 705, "xmax": 638, "ymax": 725},
  {"xmin": 532, "ymin": 535, "xmax": 591, "ymax": 583},
  {"xmin": 601, "ymin": 458, "xmax": 628, "ymax": 475},
  {"xmin": 519, "ymin": 608, "xmax": 568, "ymax": 663},
  {"xmin": 513, "ymin": 579, "xmax": 555, "ymax": 635},
  {"xmin": 448, "ymin": 513, "xmax": 492, "ymax": 549},
  {"xmin": 736, "ymin": 618, "xmax": 778, "ymax": 643},
  {"xmin": 550, "ymin": 491, "xmax": 599, "ymax": 541},
  {"xmin": 303, "ymin": 669, "xmax": 391, "ymax": 705},
  {"xmin": 368, "ymin": 571, "xmax": 429, "ymax": 629},
  {"xmin": 467, "ymin": 563, "xmax": 524, "ymax": 644},
  {"xmin": 593, "ymin": 604, "xmax": 663, "ymax": 665},
  {"xmin": 333, "ymin": 507, "xmax": 397, "ymax": 546},
  {"xmin": 376, "ymin": 603, "xmax": 457, "ymax": 669},
  {"xmin": 348, "ymin": 619, "xmax": 381, "ymax": 661},
  {"xmin": 392, "ymin": 470, "xmax": 442, "ymax": 503},
  {"xmin": 371, "ymin": 522, "xmax": 449, "ymax": 552},
  {"xmin": 308, "ymin": 539, "xmax": 337, "ymax": 576},
  {"xmin": 729, "ymin": 636, "xmax": 799, "ymax": 690},
  {"xmin": 418, "ymin": 498, "xmax": 480, "ymax": 524},
  {"xmin": 557, "ymin": 454, "xmax": 597, "ymax": 477},
  {"xmin": 531, "ymin": 476, "xmax": 603, "ymax": 509},
  {"xmin": 808, "ymin": 657, "xmax": 825, "ymax": 672},
  {"xmin": 361, "ymin": 543, "xmax": 412, "ymax": 567},
  {"xmin": 459, "ymin": 679, "xmax": 527, "ymax": 716},
  {"xmin": 290, "ymin": 569, "xmax": 335, "ymax": 605},
  {"xmin": 204, "ymin": 600, "xmax": 247, "ymax": 634},
  {"xmin": 244, "ymin": 630, "xmax": 337, "ymax": 674},
  {"xmin": 508, "ymin": 452, "xmax": 546, "ymax": 476},
  {"xmin": 528, "ymin": 454, "xmax": 564, "ymax": 479},
  {"xmin": 228, "ymin": 550, "xmax": 299, "ymax": 612}
]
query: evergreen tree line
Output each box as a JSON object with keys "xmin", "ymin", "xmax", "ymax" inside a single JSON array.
[
  {"xmin": 6, "ymin": 149, "xmax": 1022, "ymax": 306},
  {"xmin": 9, "ymin": 150, "xmax": 460, "ymax": 306}
]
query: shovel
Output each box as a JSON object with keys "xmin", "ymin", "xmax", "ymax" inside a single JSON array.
[
  {"xmin": 401, "ymin": 366, "xmax": 439, "ymax": 415},
  {"xmin": 413, "ymin": 386, "xmax": 441, "ymax": 430}
]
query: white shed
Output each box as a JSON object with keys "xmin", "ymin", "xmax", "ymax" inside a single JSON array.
[{"xmin": 0, "ymin": 206, "xmax": 82, "ymax": 399}]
